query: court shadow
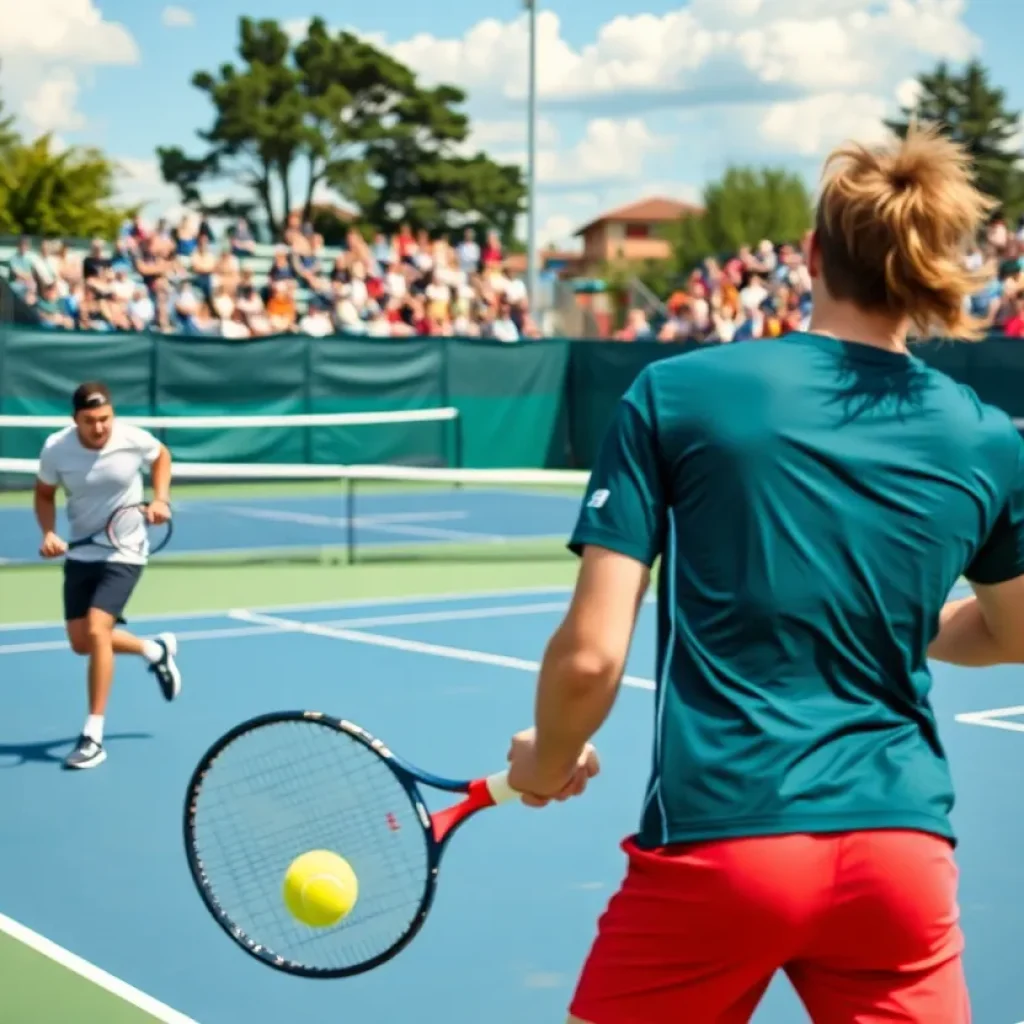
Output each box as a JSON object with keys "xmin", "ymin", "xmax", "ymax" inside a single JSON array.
[{"xmin": 0, "ymin": 732, "xmax": 153, "ymax": 769}]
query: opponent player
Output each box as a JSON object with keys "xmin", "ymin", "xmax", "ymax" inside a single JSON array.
[
  {"xmin": 34, "ymin": 382, "xmax": 182, "ymax": 770},
  {"xmin": 506, "ymin": 123, "xmax": 1024, "ymax": 1022}
]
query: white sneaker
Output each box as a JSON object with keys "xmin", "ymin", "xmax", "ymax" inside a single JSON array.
[
  {"xmin": 148, "ymin": 633, "xmax": 181, "ymax": 701},
  {"xmin": 64, "ymin": 735, "xmax": 107, "ymax": 770}
]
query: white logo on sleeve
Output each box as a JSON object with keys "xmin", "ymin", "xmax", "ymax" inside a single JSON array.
[{"xmin": 587, "ymin": 488, "xmax": 610, "ymax": 509}]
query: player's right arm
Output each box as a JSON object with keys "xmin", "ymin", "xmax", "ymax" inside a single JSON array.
[
  {"xmin": 507, "ymin": 369, "xmax": 667, "ymax": 803},
  {"xmin": 34, "ymin": 442, "xmax": 67, "ymax": 559},
  {"xmin": 929, "ymin": 442, "xmax": 1024, "ymax": 666}
]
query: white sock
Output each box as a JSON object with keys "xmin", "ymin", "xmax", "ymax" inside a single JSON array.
[
  {"xmin": 141, "ymin": 639, "xmax": 163, "ymax": 663},
  {"xmin": 83, "ymin": 714, "xmax": 104, "ymax": 744}
]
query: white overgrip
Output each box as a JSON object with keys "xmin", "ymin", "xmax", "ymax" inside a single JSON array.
[{"xmin": 484, "ymin": 770, "xmax": 520, "ymax": 805}]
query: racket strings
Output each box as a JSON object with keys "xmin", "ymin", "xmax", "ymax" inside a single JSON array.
[
  {"xmin": 108, "ymin": 505, "xmax": 151, "ymax": 554},
  {"xmin": 107, "ymin": 504, "xmax": 171, "ymax": 556},
  {"xmin": 190, "ymin": 720, "xmax": 431, "ymax": 972}
]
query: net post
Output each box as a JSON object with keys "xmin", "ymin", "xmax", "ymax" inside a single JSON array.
[
  {"xmin": 453, "ymin": 410, "xmax": 464, "ymax": 469},
  {"xmin": 346, "ymin": 474, "xmax": 356, "ymax": 565},
  {"xmin": 452, "ymin": 409, "xmax": 464, "ymax": 491}
]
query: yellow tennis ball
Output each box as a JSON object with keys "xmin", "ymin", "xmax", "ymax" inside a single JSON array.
[{"xmin": 282, "ymin": 850, "xmax": 359, "ymax": 928}]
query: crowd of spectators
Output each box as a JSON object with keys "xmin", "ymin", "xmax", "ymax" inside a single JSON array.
[
  {"xmin": 615, "ymin": 238, "xmax": 814, "ymax": 343},
  {"xmin": 614, "ymin": 217, "xmax": 1024, "ymax": 343},
  {"xmin": 8, "ymin": 210, "xmax": 1024, "ymax": 344},
  {"xmin": 3, "ymin": 211, "xmax": 540, "ymax": 341}
]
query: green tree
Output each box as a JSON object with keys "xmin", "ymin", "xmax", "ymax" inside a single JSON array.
[
  {"xmin": 0, "ymin": 125, "xmax": 131, "ymax": 239},
  {"xmin": 886, "ymin": 59, "xmax": 1024, "ymax": 216},
  {"xmin": 666, "ymin": 166, "xmax": 812, "ymax": 271},
  {"xmin": 0, "ymin": 79, "xmax": 17, "ymax": 155},
  {"xmin": 160, "ymin": 16, "xmax": 525, "ymax": 239}
]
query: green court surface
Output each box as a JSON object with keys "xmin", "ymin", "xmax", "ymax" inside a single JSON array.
[{"xmin": 0, "ymin": 917, "xmax": 188, "ymax": 1023}]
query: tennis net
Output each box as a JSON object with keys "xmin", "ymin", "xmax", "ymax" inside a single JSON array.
[
  {"xmin": 0, "ymin": 407, "xmax": 462, "ymax": 471},
  {"xmin": 0, "ymin": 458, "xmax": 590, "ymax": 567}
]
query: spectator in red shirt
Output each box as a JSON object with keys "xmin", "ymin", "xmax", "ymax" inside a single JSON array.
[
  {"xmin": 482, "ymin": 230, "xmax": 503, "ymax": 268},
  {"xmin": 1003, "ymin": 293, "xmax": 1024, "ymax": 336}
]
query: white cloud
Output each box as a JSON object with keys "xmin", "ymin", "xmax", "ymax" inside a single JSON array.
[
  {"xmin": 537, "ymin": 213, "xmax": 577, "ymax": 249},
  {"xmin": 466, "ymin": 118, "xmax": 559, "ymax": 151},
  {"xmin": 538, "ymin": 118, "xmax": 668, "ymax": 186},
  {"xmin": 112, "ymin": 157, "xmax": 185, "ymax": 218},
  {"xmin": 758, "ymin": 92, "xmax": 891, "ymax": 156},
  {"xmin": 895, "ymin": 76, "xmax": 923, "ymax": 112},
  {"xmin": 382, "ymin": 2, "xmax": 977, "ymax": 119},
  {"xmin": 20, "ymin": 70, "xmax": 85, "ymax": 133},
  {"xmin": 0, "ymin": 0, "xmax": 138, "ymax": 135},
  {"xmin": 161, "ymin": 6, "xmax": 195, "ymax": 29},
  {"xmin": 458, "ymin": 117, "xmax": 666, "ymax": 188}
]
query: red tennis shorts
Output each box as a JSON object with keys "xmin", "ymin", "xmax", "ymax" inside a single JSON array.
[{"xmin": 569, "ymin": 830, "xmax": 968, "ymax": 1024}]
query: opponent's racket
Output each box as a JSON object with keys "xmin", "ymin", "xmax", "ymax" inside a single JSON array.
[
  {"xmin": 183, "ymin": 710, "xmax": 521, "ymax": 978},
  {"xmin": 67, "ymin": 503, "xmax": 172, "ymax": 558}
]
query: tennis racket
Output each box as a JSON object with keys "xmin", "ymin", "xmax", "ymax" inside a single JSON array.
[
  {"xmin": 67, "ymin": 503, "xmax": 172, "ymax": 558},
  {"xmin": 183, "ymin": 710, "xmax": 521, "ymax": 978}
]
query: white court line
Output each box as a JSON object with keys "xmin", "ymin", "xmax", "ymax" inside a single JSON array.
[
  {"xmin": 318, "ymin": 595, "xmax": 655, "ymax": 632},
  {"xmin": 214, "ymin": 505, "xmax": 471, "ymax": 526},
  {"xmin": 954, "ymin": 706, "xmax": 1024, "ymax": 734},
  {"xmin": 210, "ymin": 503, "xmax": 510, "ymax": 543},
  {"xmin": 0, "ymin": 910, "xmax": 198, "ymax": 1023},
  {"xmin": 0, "ymin": 584, "xmax": 576, "ymax": 633},
  {"xmin": 318, "ymin": 600, "xmax": 574, "ymax": 631},
  {"xmin": 0, "ymin": 624, "xmax": 280, "ymax": 656},
  {"xmin": 0, "ymin": 599, "xmax": 590, "ymax": 656},
  {"xmin": 229, "ymin": 608, "xmax": 657, "ymax": 692}
]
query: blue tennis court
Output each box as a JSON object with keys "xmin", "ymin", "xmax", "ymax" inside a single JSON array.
[
  {"xmin": 0, "ymin": 483, "xmax": 583, "ymax": 565},
  {"xmin": 1, "ymin": 585, "xmax": 1024, "ymax": 1022}
]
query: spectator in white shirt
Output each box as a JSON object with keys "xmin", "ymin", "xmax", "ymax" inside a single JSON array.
[
  {"xmin": 491, "ymin": 300, "xmax": 520, "ymax": 342},
  {"xmin": 127, "ymin": 286, "xmax": 155, "ymax": 331},
  {"xmin": 457, "ymin": 229, "xmax": 480, "ymax": 274},
  {"xmin": 299, "ymin": 299, "xmax": 335, "ymax": 336}
]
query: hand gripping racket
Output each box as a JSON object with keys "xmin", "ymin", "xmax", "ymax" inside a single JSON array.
[
  {"xmin": 182, "ymin": 710, "xmax": 521, "ymax": 978},
  {"xmin": 67, "ymin": 503, "xmax": 172, "ymax": 558}
]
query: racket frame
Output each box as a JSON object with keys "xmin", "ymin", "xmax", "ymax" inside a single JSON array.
[
  {"xmin": 182, "ymin": 709, "xmax": 515, "ymax": 979},
  {"xmin": 67, "ymin": 502, "xmax": 173, "ymax": 556}
]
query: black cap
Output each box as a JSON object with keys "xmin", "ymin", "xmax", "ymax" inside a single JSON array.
[{"xmin": 72, "ymin": 381, "xmax": 112, "ymax": 413}]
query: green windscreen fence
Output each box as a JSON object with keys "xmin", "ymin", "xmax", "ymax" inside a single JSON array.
[
  {"xmin": 1, "ymin": 328, "xmax": 1023, "ymax": 470},
  {"xmin": 0, "ymin": 330, "xmax": 153, "ymax": 460},
  {"xmin": 0, "ymin": 328, "xmax": 571, "ymax": 469}
]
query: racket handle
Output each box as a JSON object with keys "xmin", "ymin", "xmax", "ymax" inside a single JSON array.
[{"xmin": 484, "ymin": 770, "xmax": 520, "ymax": 805}]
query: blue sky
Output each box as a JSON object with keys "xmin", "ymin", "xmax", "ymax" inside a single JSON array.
[{"xmin": 1, "ymin": 0, "xmax": 1018, "ymax": 248}]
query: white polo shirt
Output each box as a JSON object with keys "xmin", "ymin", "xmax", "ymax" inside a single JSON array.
[{"xmin": 37, "ymin": 421, "xmax": 162, "ymax": 565}]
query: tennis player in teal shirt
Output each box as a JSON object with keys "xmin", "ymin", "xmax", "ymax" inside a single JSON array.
[{"xmin": 506, "ymin": 125, "xmax": 1024, "ymax": 1023}]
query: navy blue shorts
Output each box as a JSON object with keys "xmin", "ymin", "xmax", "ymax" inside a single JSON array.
[{"xmin": 63, "ymin": 560, "xmax": 143, "ymax": 623}]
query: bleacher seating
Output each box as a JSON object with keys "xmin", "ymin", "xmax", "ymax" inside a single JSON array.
[{"xmin": 0, "ymin": 218, "xmax": 538, "ymax": 339}]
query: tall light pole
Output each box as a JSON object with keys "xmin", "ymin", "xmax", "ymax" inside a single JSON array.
[{"xmin": 525, "ymin": 0, "xmax": 538, "ymax": 311}]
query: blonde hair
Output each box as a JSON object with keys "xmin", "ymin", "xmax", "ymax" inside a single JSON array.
[{"xmin": 815, "ymin": 122, "xmax": 997, "ymax": 340}]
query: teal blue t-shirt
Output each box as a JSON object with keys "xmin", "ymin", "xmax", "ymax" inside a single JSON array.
[{"xmin": 570, "ymin": 333, "xmax": 1024, "ymax": 848}]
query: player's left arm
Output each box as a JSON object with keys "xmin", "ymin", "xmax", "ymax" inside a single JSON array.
[
  {"xmin": 509, "ymin": 370, "xmax": 667, "ymax": 803},
  {"xmin": 134, "ymin": 426, "xmax": 172, "ymax": 522},
  {"xmin": 930, "ymin": 440, "xmax": 1024, "ymax": 665},
  {"xmin": 147, "ymin": 443, "xmax": 173, "ymax": 523},
  {"xmin": 150, "ymin": 443, "xmax": 172, "ymax": 501}
]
